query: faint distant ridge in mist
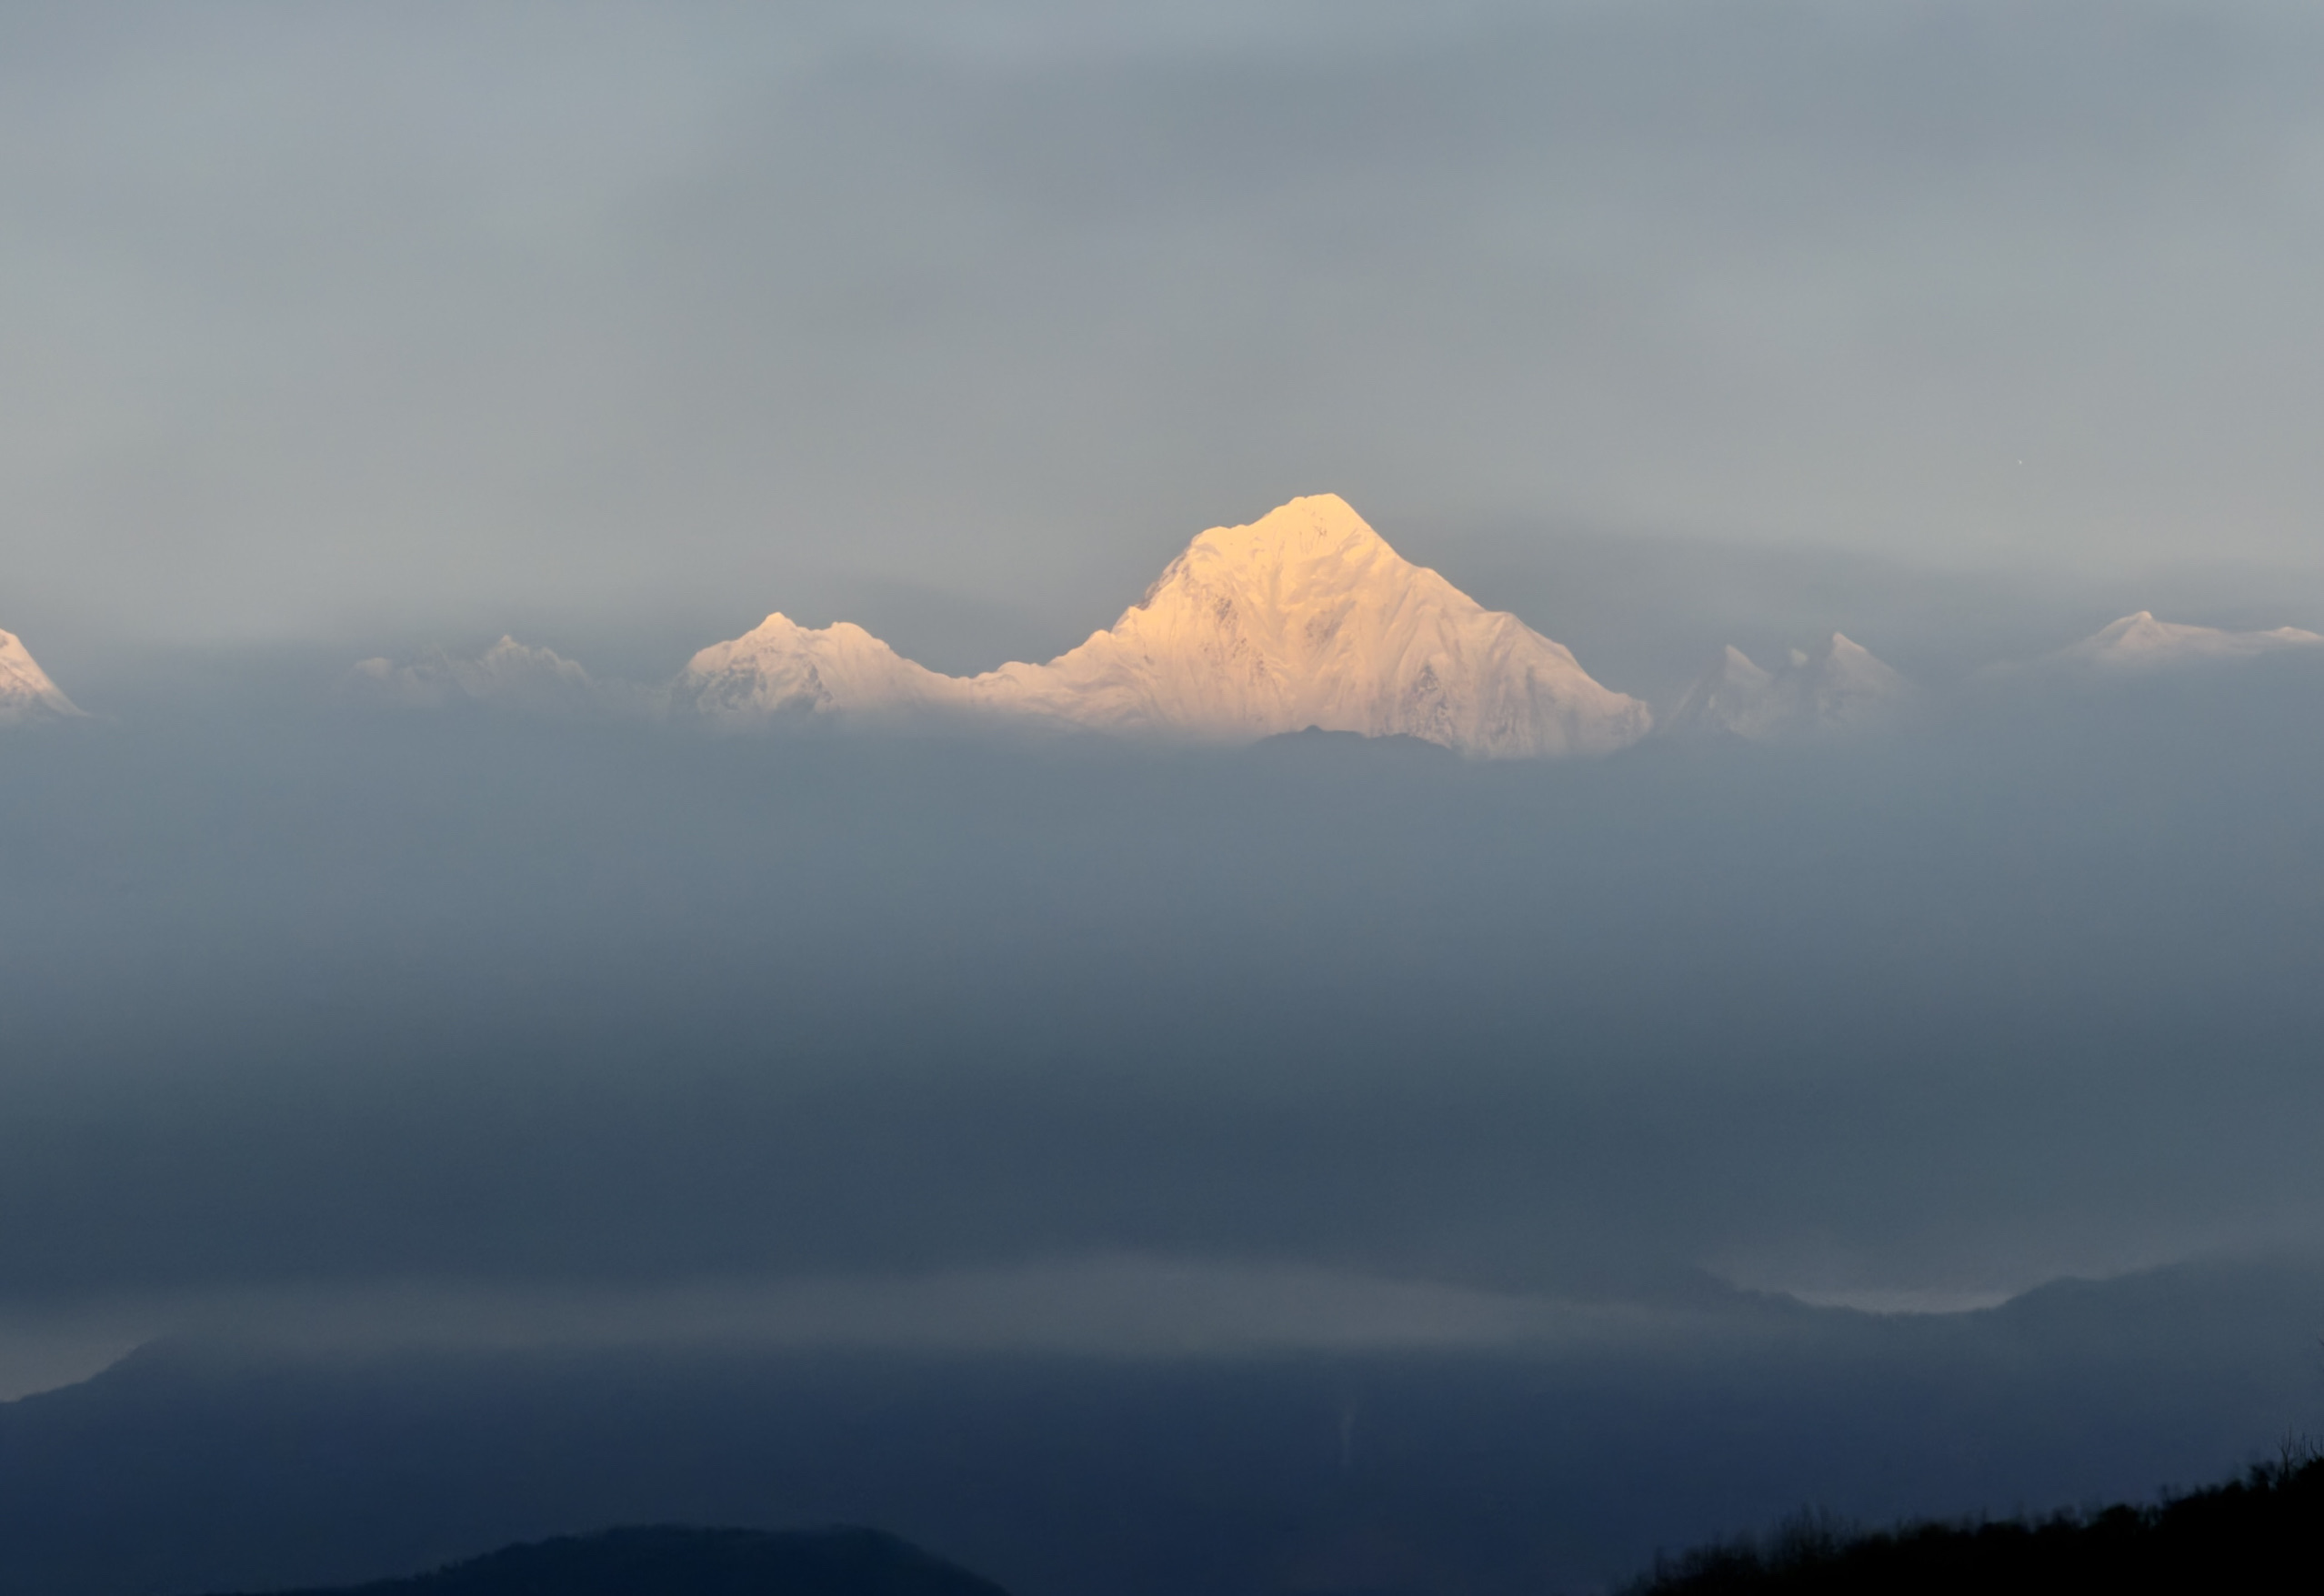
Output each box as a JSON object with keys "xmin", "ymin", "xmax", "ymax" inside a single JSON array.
[
  {"xmin": 208, "ymin": 1526, "xmax": 1009, "ymax": 1596},
  {"xmin": 325, "ymin": 493, "xmax": 2324, "ymax": 758},
  {"xmin": 1664, "ymin": 633, "xmax": 1915, "ymax": 743},
  {"xmin": 1980, "ymin": 609, "xmax": 2324, "ymax": 686},
  {"xmin": 1628, "ymin": 1446, "xmax": 2324, "ymax": 1595},
  {"xmin": 346, "ymin": 636, "xmax": 663, "ymax": 720}
]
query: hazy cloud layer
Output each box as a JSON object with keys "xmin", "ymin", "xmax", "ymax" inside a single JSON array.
[
  {"xmin": 7, "ymin": 653, "xmax": 2324, "ymax": 1349},
  {"xmin": 9, "ymin": 1, "xmax": 2324, "ymax": 668}
]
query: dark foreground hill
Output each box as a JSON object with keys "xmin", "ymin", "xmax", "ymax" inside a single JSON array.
[
  {"xmin": 1631, "ymin": 1452, "xmax": 2324, "ymax": 1594},
  {"xmin": 212, "ymin": 1526, "xmax": 1007, "ymax": 1596}
]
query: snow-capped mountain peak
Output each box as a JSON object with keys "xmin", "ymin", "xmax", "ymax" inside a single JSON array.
[
  {"xmin": 0, "ymin": 628, "xmax": 83, "ymax": 725},
  {"xmin": 967, "ymin": 495, "xmax": 1648, "ymax": 756},
  {"xmin": 682, "ymin": 613, "xmax": 967, "ymax": 721},
  {"xmin": 675, "ymin": 495, "xmax": 1651, "ymax": 758}
]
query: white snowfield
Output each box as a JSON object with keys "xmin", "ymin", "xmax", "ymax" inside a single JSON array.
[
  {"xmin": 0, "ymin": 629, "xmax": 82, "ymax": 725},
  {"xmin": 678, "ymin": 495, "xmax": 1654, "ymax": 758},
  {"xmin": 2040, "ymin": 611, "xmax": 2324, "ymax": 673},
  {"xmin": 1666, "ymin": 634, "xmax": 1911, "ymax": 742}
]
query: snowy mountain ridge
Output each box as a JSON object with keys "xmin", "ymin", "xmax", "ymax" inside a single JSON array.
[
  {"xmin": 676, "ymin": 495, "xmax": 1653, "ymax": 758},
  {"xmin": 2040, "ymin": 611, "xmax": 2324, "ymax": 673},
  {"xmin": 20, "ymin": 495, "xmax": 2294, "ymax": 757},
  {"xmin": 683, "ymin": 617, "xmax": 968, "ymax": 723}
]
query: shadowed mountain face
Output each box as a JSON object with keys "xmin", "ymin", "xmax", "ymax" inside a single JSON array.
[{"xmin": 211, "ymin": 1527, "xmax": 1008, "ymax": 1596}]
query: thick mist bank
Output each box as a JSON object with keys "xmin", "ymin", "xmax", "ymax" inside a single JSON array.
[
  {"xmin": 4, "ymin": 657, "xmax": 2323, "ymax": 1310},
  {"xmin": 9, "ymin": 1255, "xmax": 2324, "ymax": 1596}
]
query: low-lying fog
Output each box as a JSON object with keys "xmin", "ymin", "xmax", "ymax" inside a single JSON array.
[{"xmin": 8, "ymin": 623, "xmax": 2324, "ymax": 1390}]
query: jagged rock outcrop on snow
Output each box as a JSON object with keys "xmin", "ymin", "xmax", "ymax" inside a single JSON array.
[
  {"xmin": 0, "ymin": 628, "xmax": 83, "ymax": 725},
  {"xmin": 1664, "ymin": 633, "xmax": 1909, "ymax": 741},
  {"xmin": 676, "ymin": 495, "xmax": 1650, "ymax": 758}
]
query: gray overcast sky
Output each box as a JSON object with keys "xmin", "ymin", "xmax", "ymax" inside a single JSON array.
[{"xmin": 5, "ymin": 1, "xmax": 2324, "ymax": 655}]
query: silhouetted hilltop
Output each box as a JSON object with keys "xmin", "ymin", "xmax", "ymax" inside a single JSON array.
[
  {"xmin": 211, "ymin": 1526, "xmax": 1007, "ymax": 1596},
  {"xmin": 1629, "ymin": 1452, "xmax": 2324, "ymax": 1594}
]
